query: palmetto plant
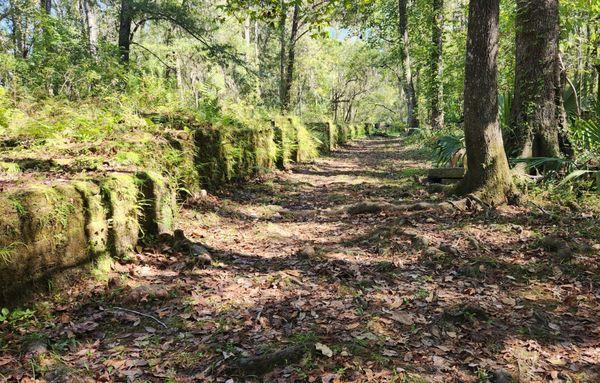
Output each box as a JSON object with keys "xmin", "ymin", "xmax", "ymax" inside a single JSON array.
[
  {"xmin": 571, "ymin": 116, "xmax": 600, "ymax": 152},
  {"xmin": 433, "ymin": 134, "xmax": 465, "ymax": 167}
]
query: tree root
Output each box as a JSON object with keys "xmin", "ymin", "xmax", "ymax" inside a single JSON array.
[
  {"xmin": 227, "ymin": 342, "xmax": 315, "ymax": 376},
  {"xmin": 345, "ymin": 199, "xmax": 478, "ymax": 215}
]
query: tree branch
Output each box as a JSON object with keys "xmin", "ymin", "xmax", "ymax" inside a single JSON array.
[{"xmin": 130, "ymin": 41, "xmax": 175, "ymax": 71}]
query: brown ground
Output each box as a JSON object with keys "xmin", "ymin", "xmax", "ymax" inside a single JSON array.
[{"xmin": 1, "ymin": 137, "xmax": 599, "ymax": 382}]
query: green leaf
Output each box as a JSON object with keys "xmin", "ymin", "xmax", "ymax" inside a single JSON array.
[{"xmin": 558, "ymin": 170, "xmax": 594, "ymax": 185}]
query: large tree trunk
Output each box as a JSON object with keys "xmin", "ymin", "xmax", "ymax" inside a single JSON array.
[
  {"xmin": 508, "ymin": 0, "xmax": 561, "ymax": 165},
  {"xmin": 398, "ymin": 0, "xmax": 419, "ymax": 130},
  {"xmin": 278, "ymin": 1, "xmax": 287, "ymax": 112},
  {"xmin": 456, "ymin": 0, "xmax": 515, "ymax": 205},
  {"xmin": 118, "ymin": 0, "xmax": 133, "ymax": 63},
  {"xmin": 80, "ymin": 0, "xmax": 99, "ymax": 56},
  {"xmin": 429, "ymin": 0, "xmax": 444, "ymax": 130},
  {"xmin": 281, "ymin": 3, "xmax": 299, "ymax": 112},
  {"xmin": 10, "ymin": 2, "xmax": 27, "ymax": 59}
]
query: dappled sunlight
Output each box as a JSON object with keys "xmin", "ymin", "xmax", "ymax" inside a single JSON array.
[{"xmin": 1, "ymin": 137, "xmax": 598, "ymax": 382}]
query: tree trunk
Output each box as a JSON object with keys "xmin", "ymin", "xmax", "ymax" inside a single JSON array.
[
  {"xmin": 557, "ymin": 54, "xmax": 574, "ymax": 157},
  {"xmin": 508, "ymin": 0, "xmax": 561, "ymax": 165},
  {"xmin": 80, "ymin": 0, "xmax": 99, "ymax": 56},
  {"xmin": 244, "ymin": 16, "xmax": 251, "ymax": 62},
  {"xmin": 281, "ymin": 3, "xmax": 299, "ymax": 112},
  {"xmin": 398, "ymin": 0, "xmax": 419, "ymax": 130},
  {"xmin": 278, "ymin": 0, "xmax": 287, "ymax": 111},
  {"xmin": 429, "ymin": 0, "xmax": 444, "ymax": 130},
  {"xmin": 10, "ymin": 2, "xmax": 27, "ymax": 59},
  {"xmin": 254, "ymin": 20, "xmax": 261, "ymax": 98},
  {"xmin": 456, "ymin": 0, "xmax": 515, "ymax": 205},
  {"xmin": 40, "ymin": 0, "xmax": 51, "ymax": 14},
  {"xmin": 118, "ymin": 0, "xmax": 133, "ymax": 63}
]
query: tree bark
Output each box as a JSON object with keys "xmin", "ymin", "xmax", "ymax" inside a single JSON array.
[
  {"xmin": 508, "ymin": 0, "xmax": 562, "ymax": 165},
  {"xmin": 254, "ymin": 20, "xmax": 261, "ymax": 98},
  {"xmin": 278, "ymin": 0, "xmax": 287, "ymax": 111},
  {"xmin": 281, "ymin": 3, "xmax": 299, "ymax": 112},
  {"xmin": 429, "ymin": 0, "xmax": 444, "ymax": 130},
  {"xmin": 456, "ymin": 0, "xmax": 515, "ymax": 205},
  {"xmin": 398, "ymin": 0, "xmax": 419, "ymax": 130},
  {"xmin": 40, "ymin": 0, "xmax": 51, "ymax": 14},
  {"xmin": 118, "ymin": 0, "xmax": 133, "ymax": 63},
  {"xmin": 10, "ymin": 0, "xmax": 27, "ymax": 59},
  {"xmin": 80, "ymin": 0, "xmax": 99, "ymax": 56}
]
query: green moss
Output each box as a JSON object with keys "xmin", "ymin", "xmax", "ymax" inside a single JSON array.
[
  {"xmin": 336, "ymin": 123, "xmax": 349, "ymax": 145},
  {"xmin": 90, "ymin": 253, "xmax": 113, "ymax": 282},
  {"xmin": 0, "ymin": 194, "xmax": 23, "ymax": 273},
  {"xmin": 195, "ymin": 118, "xmax": 276, "ymax": 188},
  {"xmin": 306, "ymin": 122, "xmax": 331, "ymax": 153},
  {"xmin": 0, "ymin": 162, "xmax": 21, "ymax": 174},
  {"xmin": 163, "ymin": 130, "xmax": 201, "ymax": 196},
  {"xmin": 294, "ymin": 117, "xmax": 320, "ymax": 162},
  {"xmin": 0, "ymin": 184, "xmax": 88, "ymax": 302},
  {"xmin": 273, "ymin": 117, "xmax": 294, "ymax": 169},
  {"xmin": 136, "ymin": 171, "xmax": 176, "ymax": 239},
  {"xmin": 73, "ymin": 181, "xmax": 109, "ymax": 256},
  {"xmin": 273, "ymin": 116, "xmax": 320, "ymax": 168},
  {"xmin": 100, "ymin": 173, "xmax": 140, "ymax": 259}
]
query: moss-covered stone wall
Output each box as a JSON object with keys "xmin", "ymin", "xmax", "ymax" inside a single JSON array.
[
  {"xmin": 0, "ymin": 115, "xmax": 368, "ymax": 303},
  {"xmin": 0, "ymin": 172, "xmax": 175, "ymax": 303}
]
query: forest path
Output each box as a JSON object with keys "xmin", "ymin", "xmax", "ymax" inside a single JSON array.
[{"xmin": 3, "ymin": 137, "xmax": 599, "ymax": 382}]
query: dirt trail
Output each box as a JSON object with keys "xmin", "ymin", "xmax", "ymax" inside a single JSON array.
[{"xmin": 1, "ymin": 137, "xmax": 599, "ymax": 382}]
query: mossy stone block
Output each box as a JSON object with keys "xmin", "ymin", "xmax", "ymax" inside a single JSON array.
[
  {"xmin": 73, "ymin": 181, "xmax": 108, "ymax": 256},
  {"xmin": 194, "ymin": 125, "xmax": 229, "ymax": 188},
  {"xmin": 0, "ymin": 184, "xmax": 87, "ymax": 301},
  {"xmin": 307, "ymin": 122, "xmax": 331, "ymax": 153},
  {"xmin": 137, "ymin": 171, "xmax": 176, "ymax": 238},
  {"xmin": 100, "ymin": 173, "xmax": 140, "ymax": 259}
]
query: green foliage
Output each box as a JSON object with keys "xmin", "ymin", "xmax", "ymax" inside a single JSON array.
[
  {"xmin": 273, "ymin": 115, "xmax": 320, "ymax": 167},
  {"xmin": 498, "ymin": 91, "xmax": 513, "ymax": 134},
  {"xmin": 570, "ymin": 116, "xmax": 600, "ymax": 153},
  {"xmin": 0, "ymin": 244, "xmax": 16, "ymax": 265},
  {"xmin": 433, "ymin": 134, "xmax": 464, "ymax": 167},
  {"xmin": 294, "ymin": 117, "xmax": 321, "ymax": 162},
  {"xmin": 0, "ymin": 307, "xmax": 36, "ymax": 325}
]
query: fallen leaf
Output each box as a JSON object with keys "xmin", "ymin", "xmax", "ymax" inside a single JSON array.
[
  {"xmin": 315, "ymin": 343, "xmax": 333, "ymax": 358},
  {"xmin": 548, "ymin": 357, "xmax": 567, "ymax": 366},
  {"xmin": 432, "ymin": 355, "xmax": 448, "ymax": 368},
  {"xmin": 501, "ymin": 297, "xmax": 516, "ymax": 306},
  {"xmin": 382, "ymin": 349, "xmax": 398, "ymax": 356},
  {"xmin": 391, "ymin": 312, "xmax": 414, "ymax": 326}
]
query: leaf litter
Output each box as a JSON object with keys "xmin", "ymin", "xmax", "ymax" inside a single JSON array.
[{"xmin": 0, "ymin": 137, "xmax": 599, "ymax": 382}]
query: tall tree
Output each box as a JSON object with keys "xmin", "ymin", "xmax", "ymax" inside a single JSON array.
[
  {"xmin": 456, "ymin": 0, "xmax": 515, "ymax": 205},
  {"xmin": 398, "ymin": 0, "xmax": 419, "ymax": 130},
  {"xmin": 80, "ymin": 0, "xmax": 99, "ymax": 56},
  {"xmin": 118, "ymin": 0, "xmax": 132, "ymax": 63},
  {"xmin": 429, "ymin": 0, "xmax": 444, "ymax": 130},
  {"xmin": 508, "ymin": 0, "xmax": 562, "ymax": 165},
  {"xmin": 280, "ymin": 2, "xmax": 300, "ymax": 112}
]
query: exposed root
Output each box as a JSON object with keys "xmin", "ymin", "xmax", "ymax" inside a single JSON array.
[{"xmin": 227, "ymin": 342, "xmax": 315, "ymax": 376}]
